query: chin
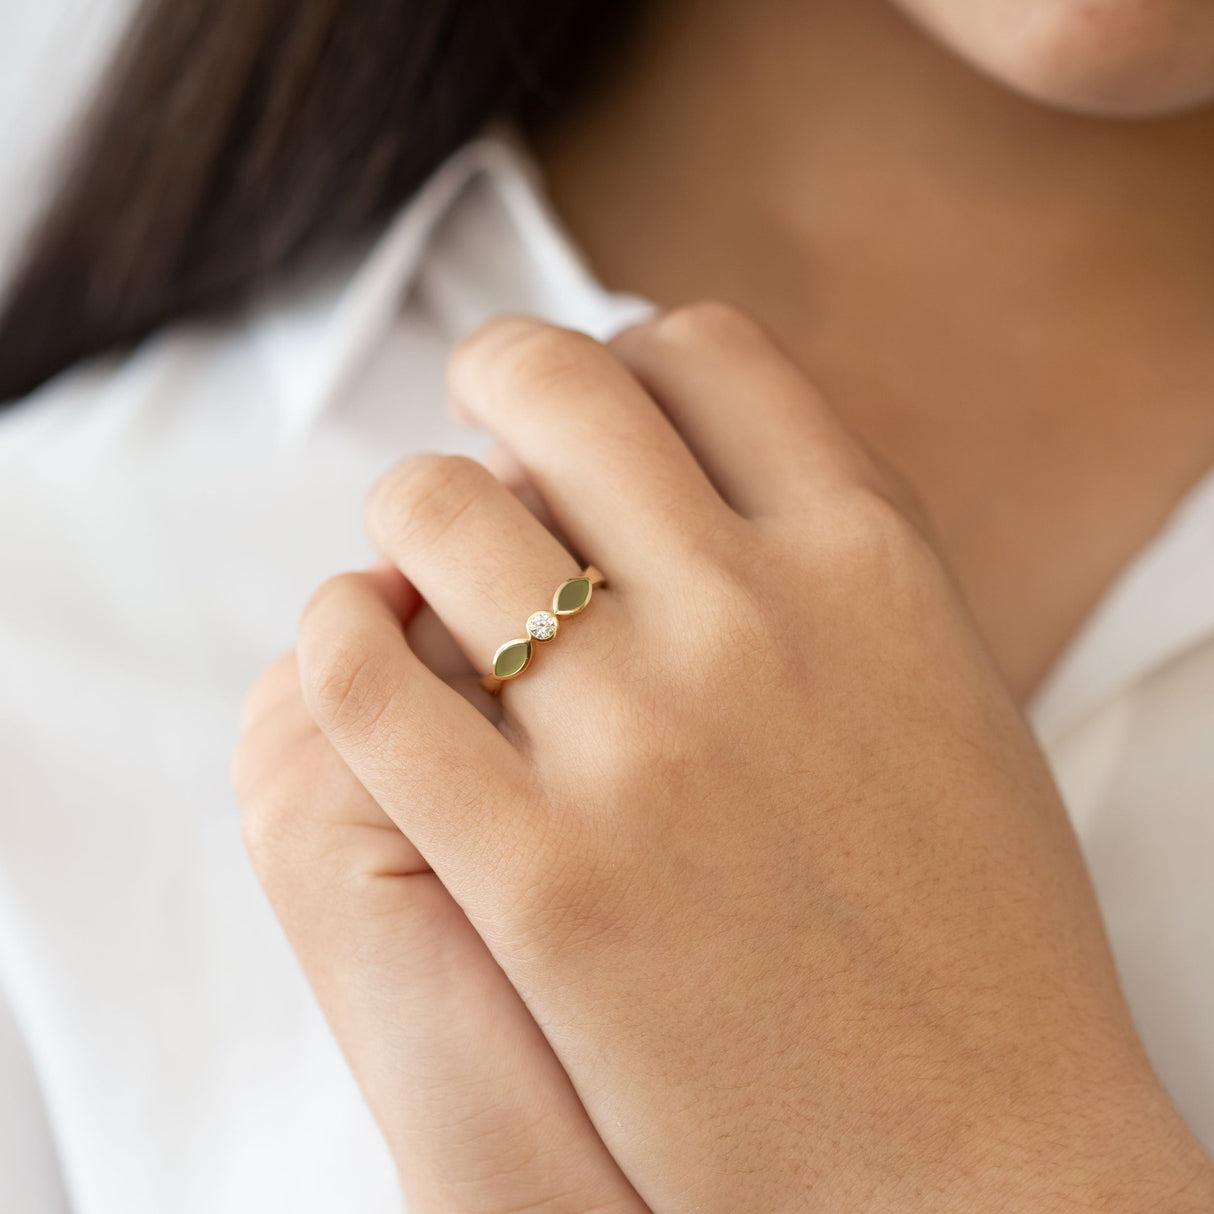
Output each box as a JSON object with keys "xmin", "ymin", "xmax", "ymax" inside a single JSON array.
[{"xmin": 898, "ymin": 0, "xmax": 1214, "ymax": 117}]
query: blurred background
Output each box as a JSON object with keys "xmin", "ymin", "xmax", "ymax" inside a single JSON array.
[{"xmin": 0, "ymin": 2, "xmax": 133, "ymax": 288}]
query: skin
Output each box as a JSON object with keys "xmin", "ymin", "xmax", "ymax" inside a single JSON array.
[
  {"xmin": 233, "ymin": 1, "xmax": 1214, "ymax": 1210},
  {"xmin": 893, "ymin": 0, "xmax": 1214, "ymax": 115},
  {"xmin": 535, "ymin": 0, "xmax": 1214, "ymax": 702},
  {"xmin": 239, "ymin": 309, "xmax": 1214, "ymax": 1212}
]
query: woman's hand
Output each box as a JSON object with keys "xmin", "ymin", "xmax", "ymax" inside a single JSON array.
[
  {"xmin": 238, "ymin": 304, "xmax": 1214, "ymax": 1213},
  {"xmin": 233, "ymin": 571, "xmax": 649, "ymax": 1214}
]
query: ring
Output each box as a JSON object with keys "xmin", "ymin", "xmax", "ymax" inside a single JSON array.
[{"xmin": 480, "ymin": 566, "xmax": 605, "ymax": 695}]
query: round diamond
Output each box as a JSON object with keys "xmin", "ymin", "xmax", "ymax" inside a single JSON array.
[{"xmin": 526, "ymin": 610, "xmax": 558, "ymax": 642}]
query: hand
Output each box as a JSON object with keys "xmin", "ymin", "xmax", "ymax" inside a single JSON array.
[
  {"xmin": 239, "ymin": 304, "xmax": 1214, "ymax": 1212},
  {"xmin": 234, "ymin": 570, "xmax": 649, "ymax": 1214}
]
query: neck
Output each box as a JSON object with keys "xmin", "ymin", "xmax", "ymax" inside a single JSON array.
[
  {"xmin": 532, "ymin": 0, "xmax": 1214, "ymax": 702},
  {"xmin": 535, "ymin": 0, "xmax": 1214, "ymax": 416}
]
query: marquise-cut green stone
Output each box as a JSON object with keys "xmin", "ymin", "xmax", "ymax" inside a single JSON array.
[
  {"xmin": 553, "ymin": 576, "xmax": 592, "ymax": 616},
  {"xmin": 493, "ymin": 637, "xmax": 533, "ymax": 680}
]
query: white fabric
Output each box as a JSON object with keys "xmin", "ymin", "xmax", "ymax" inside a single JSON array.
[{"xmin": 0, "ymin": 120, "xmax": 1211, "ymax": 1213}]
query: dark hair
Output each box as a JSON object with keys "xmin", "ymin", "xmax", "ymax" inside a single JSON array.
[{"xmin": 0, "ymin": 0, "xmax": 638, "ymax": 404}]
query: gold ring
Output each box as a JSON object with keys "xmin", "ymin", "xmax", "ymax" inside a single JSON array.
[{"xmin": 480, "ymin": 565, "xmax": 605, "ymax": 695}]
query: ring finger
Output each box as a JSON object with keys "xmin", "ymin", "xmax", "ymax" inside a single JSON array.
[{"xmin": 366, "ymin": 452, "xmax": 605, "ymax": 706}]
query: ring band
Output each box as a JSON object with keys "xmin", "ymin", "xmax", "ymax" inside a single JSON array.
[{"xmin": 480, "ymin": 565, "xmax": 605, "ymax": 695}]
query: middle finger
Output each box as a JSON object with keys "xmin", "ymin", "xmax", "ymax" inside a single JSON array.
[{"xmin": 448, "ymin": 316, "xmax": 730, "ymax": 574}]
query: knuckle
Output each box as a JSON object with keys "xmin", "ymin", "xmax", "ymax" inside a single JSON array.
[
  {"xmin": 240, "ymin": 795, "xmax": 304, "ymax": 896},
  {"xmin": 809, "ymin": 487, "xmax": 935, "ymax": 587},
  {"xmin": 305, "ymin": 637, "xmax": 389, "ymax": 743},
  {"xmin": 659, "ymin": 533, "xmax": 771, "ymax": 638},
  {"xmin": 297, "ymin": 579, "xmax": 392, "ymax": 742},
  {"xmin": 682, "ymin": 562, "xmax": 782, "ymax": 688},
  {"xmin": 867, "ymin": 450, "xmax": 940, "ymax": 546},
  {"xmin": 639, "ymin": 542, "xmax": 798, "ymax": 702},
  {"xmin": 238, "ymin": 651, "xmax": 297, "ymax": 731},
  {"xmin": 232, "ymin": 718, "xmax": 289, "ymax": 828},
  {"xmin": 368, "ymin": 452, "xmax": 489, "ymax": 553},
  {"xmin": 482, "ymin": 323, "xmax": 603, "ymax": 398},
  {"xmin": 235, "ymin": 732, "xmax": 327, "ymax": 876},
  {"xmin": 238, "ymin": 781, "xmax": 287, "ymax": 875},
  {"xmin": 839, "ymin": 486, "xmax": 924, "ymax": 554},
  {"xmin": 653, "ymin": 299, "xmax": 767, "ymax": 350}
]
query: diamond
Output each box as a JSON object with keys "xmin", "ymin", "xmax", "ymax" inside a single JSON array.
[{"xmin": 526, "ymin": 610, "xmax": 558, "ymax": 642}]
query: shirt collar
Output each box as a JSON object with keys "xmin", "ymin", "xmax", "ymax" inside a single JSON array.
[
  {"xmin": 251, "ymin": 123, "xmax": 653, "ymax": 447},
  {"xmin": 1028, "ymin": 460, "xmax": 1214, "ymax": 743}
]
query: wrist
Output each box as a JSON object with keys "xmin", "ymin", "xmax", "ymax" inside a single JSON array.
[{"xmin": 927, "ymin": 1072, "xmax": 1214, "ymax": 1214}]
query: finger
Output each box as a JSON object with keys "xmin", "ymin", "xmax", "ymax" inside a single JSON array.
[
  {"xmin": 448, "ymin": 316, "xmax": 728, "ymax": 574},
  {"xmin": 365, "ymin": 875, "xmax": 649, "ymax": 1214},
  {"xmin": 403, "ymin": 603, "xmax": 471, "ymax": 680},
  {"xmin": 610, "ymin": 302, "xmax": 877, "ymax": 517},
  {"xmin": 481, "ymin": 441, "xmax": 566, "ymax": 540},
  {"xmin": 236, "ymin": 677, "xmax": 429, "ymax": 876},
  {"xmin": 243, "ymin": 565, "xmax": 422, "ymax": 733},
  {"xmin": 240, "ymin": 650, "xmax": 303, "ymax": 732},
  {"xmin": 365, "ymin": 452, "xmax": 597, "ymax": 692},
  {"xmin": 296, "ymin": 568, "xmax": 536, "ymax": 867},
  {"xmin": 235, "ymin": 694, "xmax": 647, "ymax": 1214}
]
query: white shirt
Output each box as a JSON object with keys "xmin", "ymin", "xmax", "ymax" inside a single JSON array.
[{"xmin": 0, "ymin": 128, "xmax": 1212, "ymax": 1214}]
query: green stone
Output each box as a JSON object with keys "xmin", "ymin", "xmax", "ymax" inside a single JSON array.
[
  {"xmin": 553, "ymin": 577, "xmax": 592, "ymax": 616},
  {"xmin": 492, "ymin": 637, "xmax": 533, "ymax": 680}
]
